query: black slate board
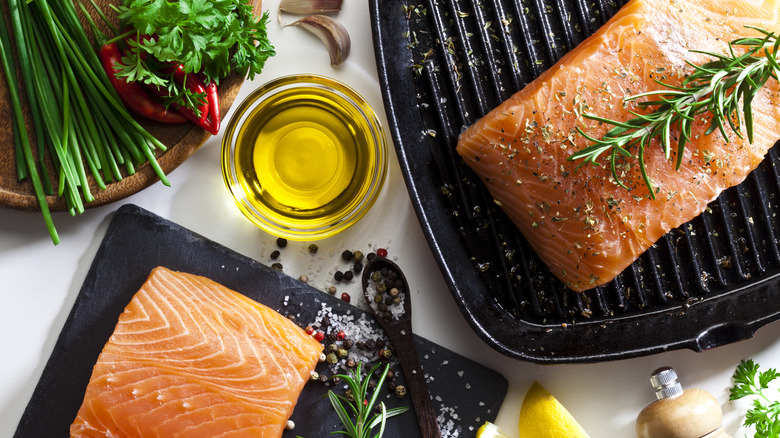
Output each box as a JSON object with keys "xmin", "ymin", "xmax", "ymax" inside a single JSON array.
[{"xmin": 14, "ymin": 204, "xmax": 507, "ymax": 438}]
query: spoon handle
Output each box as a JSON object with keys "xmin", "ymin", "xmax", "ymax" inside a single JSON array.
[{"xmin": 387, "ymin": 329, "xmax": 442, "ymax": 438}]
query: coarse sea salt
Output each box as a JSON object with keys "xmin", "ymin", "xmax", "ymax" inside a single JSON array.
[
  {"xmin": 310, "ymin": 303, "xmax": 392, "ymax": 373},
  {"xmin": 437, "ymin": 403, "xmax": 463, "ymax": 438}
]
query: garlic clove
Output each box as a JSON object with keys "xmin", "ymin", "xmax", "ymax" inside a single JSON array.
[
  {"xmin": 292, "ymin": 15, "xmax": 351, "ymax": 66},
  {"xmin": 279, "ymin": 0, "xmax": 343, "ymax": 14}
]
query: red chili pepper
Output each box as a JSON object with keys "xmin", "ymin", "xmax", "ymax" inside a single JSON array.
[
  {"xmin": 98, "ymin": 43, "xmax": 187, "ymax": 124},
  {"xmin": 150, "ymin": 63, "xmax": 220, "ymax": 135},
  {"xmin": 169, "ymin": 65, "xmax": 210, "ymax": 125},
  {"xmin": 205, "ymin": 80, "xmax": 220, "ymax": 133}
]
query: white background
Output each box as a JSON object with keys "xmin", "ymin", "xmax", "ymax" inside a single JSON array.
[{"xmin": 1, "ymin": 1, "xmax": 776, "ymax": 436}]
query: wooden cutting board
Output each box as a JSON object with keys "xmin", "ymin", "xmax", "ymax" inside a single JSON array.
[{"xmin": 0, "ymin": 0, "xmax": 260, "ymax": 211}]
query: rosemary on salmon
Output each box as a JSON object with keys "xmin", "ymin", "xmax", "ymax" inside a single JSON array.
[{"xmin": 570, "ymin": 26, "xmax": 780, "ymax": 199}]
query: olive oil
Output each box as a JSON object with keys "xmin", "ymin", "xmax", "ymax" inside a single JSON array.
[{"xmin": 223, "ymin": 75, "xmax": 387, "ymax": 239}]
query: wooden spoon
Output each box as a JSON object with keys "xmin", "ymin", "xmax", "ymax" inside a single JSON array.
[{"xmin": 361, "ymin": 256, "xmax": 442, "ymax": 438}]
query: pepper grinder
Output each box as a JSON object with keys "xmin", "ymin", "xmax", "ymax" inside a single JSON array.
[{"xmin": 636, "ymin": 367, "xmax": 730, "ymax": 438}]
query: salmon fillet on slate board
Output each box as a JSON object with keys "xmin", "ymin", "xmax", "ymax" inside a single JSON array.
[{"xmin": 14, "ymin": 204, "xmax": 507, "ymax": 438}]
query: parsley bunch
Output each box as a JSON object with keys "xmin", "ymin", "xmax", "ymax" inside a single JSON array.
[
  {"xmin": 113, "ymin": 0, "xmax": 274, "ymax": 104},
  {"xmin": 730, "ymin": 359, "xmax": 780, "ymax": 437}
]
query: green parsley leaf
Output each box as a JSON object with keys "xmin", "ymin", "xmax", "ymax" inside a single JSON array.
[
  {"xmin": 114, "ymin": 0, "xmax": 275, "ymax": 110},
  {"xmin": 730, "ymin": 359, "xmax": 780, "ymax": 437}
]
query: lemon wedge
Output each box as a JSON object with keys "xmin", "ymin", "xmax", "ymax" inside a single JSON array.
[
  {"xmin": 476, "ymin": 421, "xmax": 510, "ymax": 438},
  {"xmin": 518, "ymin": 381, "xmax": 590, "ymax": 438}
]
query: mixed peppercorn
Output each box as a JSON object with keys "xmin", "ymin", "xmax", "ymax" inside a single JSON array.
[
  {"xmin": 297, "ymin": 315, "xmax": 406, "ymax": 400},
  {"xmin": 271, "ymin": 238, "xmax": 405, "ymax": 401},
  {"xmin": 366, "ymin": 263, "xmax": 406, "ymax": 323},
  {"xmin": 267, "ymin": 235, "xmax": 387, "ymax": 304}
]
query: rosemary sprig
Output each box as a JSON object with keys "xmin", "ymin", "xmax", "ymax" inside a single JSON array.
[
  {"xmin": 569, "ymin": 26, "xmax": 780, "ymax": 199},
  {"xmin": 327, "ymin": 362, "xmax": 409, "ymax": 438}
]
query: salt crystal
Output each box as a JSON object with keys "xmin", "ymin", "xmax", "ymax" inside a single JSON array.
[{"xmin": 457, "ymin": 370, "xmax": 464, "ymax": 377}]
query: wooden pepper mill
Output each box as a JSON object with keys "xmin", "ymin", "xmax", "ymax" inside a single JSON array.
[{"xmin": 636, "ymin": 367, "xmax": 730, "ymax": 438}]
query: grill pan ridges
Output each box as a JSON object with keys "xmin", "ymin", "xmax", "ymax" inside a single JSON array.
[{"xmin": 371, "ymin": 0, "xmax": 780, "ymax": 362}]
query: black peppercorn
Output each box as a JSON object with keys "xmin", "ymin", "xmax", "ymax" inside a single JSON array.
[
  {"xmin": 341, "ymin": 249, "xmax": 353, "ymax": 261},
  {"xmin": 270, "ymin": 250, "xmax": 280, "ymax": 259},
  {"xmin": 271, "ymin": 263, "xmax": 283, "ymax": 271},
  {"xmin": 276, "ymin": 237, "xmax": 287, "ymax": 248},
  {"xmin": 367, "ymin": 252, "xmax": 376, "ymax": 261},
  {"xmin": 343, "ymin": 271, "xmax": 354, "ymax": 281},
  {"xmin": 308, "ymin": 243, "xmax": 319, "ymax": 254},
  {"xmin": 352, "ymin": 261, "xmax": 363, "ymax": 273},
  {"xmin": 334, "ymin": 271, "xmax": 344, "ymax": 281},
  {"xmin": 343, "ymin": 338, "xmax": 354, "ymax": 349}
]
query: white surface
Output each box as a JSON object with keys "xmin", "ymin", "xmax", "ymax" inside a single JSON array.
[{"xmin": 0, "ymin": 1, "xmax": 776, "ymax": 437}]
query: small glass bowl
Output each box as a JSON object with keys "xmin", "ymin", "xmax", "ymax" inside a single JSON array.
[{"xmin": 221, "ymin": 74, "xmax": 388, "ymax": 241}]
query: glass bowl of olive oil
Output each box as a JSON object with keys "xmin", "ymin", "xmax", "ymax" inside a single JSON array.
[{"xmin": 221, "ymin": 74, "xmax": 388, "ymax": 240}]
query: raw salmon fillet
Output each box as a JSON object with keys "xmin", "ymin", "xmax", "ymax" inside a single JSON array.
[
  {"xmin": 456, "ymin": 0, "xmax": 780, "ymax": 291},
  {"xmin": 70, "ymin": 267, "xmax": 323, "ymax": 437}
]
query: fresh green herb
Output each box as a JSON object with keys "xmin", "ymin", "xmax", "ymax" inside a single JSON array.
[
  {"xmin": 327, "ymin": 362, "xmax": 408, "ymax": 438},
  {"xmin": 4, "ymin": 0, "xmax": 170, "ymax": 244},
  {"xmin": 730, "ymin": 359, "xmax": 780, "ymax": 437},
  {"xmin": 570, "ymin": 26, "xmax": 780, "ymax": 199},
  {"xmin": 114, "ymin": 0, "xmax": 275, "ymax": 109}
]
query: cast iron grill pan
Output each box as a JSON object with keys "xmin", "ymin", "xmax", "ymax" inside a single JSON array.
[{"xmin": 371, "ymin": 0, "xmax": 780, "ymax": 363}]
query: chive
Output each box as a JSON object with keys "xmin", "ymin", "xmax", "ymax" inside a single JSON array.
[
  {"xmin": 0, "ymin": 0, "xmax": 59, "ymax": 243},
  {"xmin": 2, "ymin": 0, "xmax": 176, "ymax": 241}
]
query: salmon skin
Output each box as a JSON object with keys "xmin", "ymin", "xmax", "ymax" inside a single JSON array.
[
  {"xmin": 456, "ymin": 0, "xmax": 780, "ymax": 292},
  {"xmin": 70, "ymin": 267, "xmax": 324, "ymax": 437}
]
